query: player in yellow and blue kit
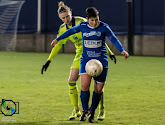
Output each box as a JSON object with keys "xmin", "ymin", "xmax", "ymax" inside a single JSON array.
[{"xmin": 41, "ymin": 2, "xmax": 116, "ymax": 121}]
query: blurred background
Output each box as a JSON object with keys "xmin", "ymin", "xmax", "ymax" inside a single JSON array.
[{"xmin": 0, "ymin": 0, "xmax": 164, "ymax": 56}]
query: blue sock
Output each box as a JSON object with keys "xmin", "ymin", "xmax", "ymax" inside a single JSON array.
[
  {"xmin": 90, "ymin": 91, "xmax": 103, "ymax": 111},
  {"xmin": 80, "ymin": 90, "xmax": 90, "ymax": 111}
]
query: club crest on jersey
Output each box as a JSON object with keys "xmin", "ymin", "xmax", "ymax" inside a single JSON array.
[
  {"xmin": 72, "ymin": 35, "xmax": 78, "ymax": 40},
  {"xmin": 84, "ymin": 40, "xmax": 102, "ymax": 48},
  {"xmin": 83, "ymin": 31, "xmax": 101, "ymax": 37}
]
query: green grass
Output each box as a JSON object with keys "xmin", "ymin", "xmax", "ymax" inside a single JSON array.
[{"xmin": 0, "ymin": 52, "xmax": 165, "ymax": 125}]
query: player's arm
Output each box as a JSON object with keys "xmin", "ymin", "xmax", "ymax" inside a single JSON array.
[
  {"xmin": 47, "ymin": 42, "xmax": 63, "ymax": 61},
  {"xmin": 41, "ymin": 27, "xmax": 68, "ymax": 74},
  {"xmin": 105, "ymin": 43, "xmax": 116, "ymax": 64},
  {"xmin": 51, "ymin": 23, "xmax": 81, "ymax": 47},
  {"xmin": 47, "ymin": 28, "xmax": 68, "ymax": 61},
  {"xmin": 105, "ymin": 24, "xmax": 129, "ymax": 59},
  {"xmin": 105, "ymin": 43, "xmax": 113, "ymax": 55},
  {"xmin": 41, "ymin": 42, "xmax": 64, "ymax": 74},
  {"xmin": 42, "ymin": 22, "xmax": 80, "ymax": 73}
]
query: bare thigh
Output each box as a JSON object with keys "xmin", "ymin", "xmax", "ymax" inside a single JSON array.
[{"xmin": 80, "ymin": 74, "xmax": 92, "ymax": 91}]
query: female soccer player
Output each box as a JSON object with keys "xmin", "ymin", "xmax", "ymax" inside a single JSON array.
[
  {"xmin": 51, "ymin": 7, "xmax": 129, "ymax": 123},
  {"xmin": 41, "ymin": 2, "xmax": 116, "ymax": 121}
]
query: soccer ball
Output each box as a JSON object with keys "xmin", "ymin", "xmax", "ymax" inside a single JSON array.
[{"xmin": 85, "ymin": 59, "xmax": 103, "ymax": 77}]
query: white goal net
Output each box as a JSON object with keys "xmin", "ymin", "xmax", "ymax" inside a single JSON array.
[{"xmin": 0, "ymin": 0, "xmax": 24, "ymax": 51}]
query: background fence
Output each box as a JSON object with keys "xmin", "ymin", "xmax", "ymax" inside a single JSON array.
[
  {"xmin": 17, "ymin": 0, "xmax": 164, "ymax": 35},
  {"xmin": 0, "ymin": 0, "xmax": 164, "ymax": 56}
]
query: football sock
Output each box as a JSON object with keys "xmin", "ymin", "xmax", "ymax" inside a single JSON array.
[
  {"xmin": 80, "ymin": 90, "xmax": 90, "ymax": 111},
  {"xmin": 69, "ymin": 82, "xmax": 79, "ymax": 111},
  {"xmin": 90, "ymin": 91, "xmax": 103, "ymax": 111},
  {"xmin": 99, "ymin": 88, "xmax": 104, "ymax": 110}
]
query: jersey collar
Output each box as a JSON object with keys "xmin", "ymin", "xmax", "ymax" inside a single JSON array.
[{"xmin": 87, "ymin": 21, "xmax": 100, "ymax": 29}]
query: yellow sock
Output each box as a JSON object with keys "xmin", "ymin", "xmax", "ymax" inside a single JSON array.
[
  {"xmin": 99, "ymin": 88, "xmax": 104, "ymax": 110},
  {"xmin": 69, "ymin": 82, "xmax": 79, "ymax": 111}
]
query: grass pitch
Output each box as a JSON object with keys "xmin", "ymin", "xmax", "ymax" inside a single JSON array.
[{"xmin": 0, "ymin": 52, "xmax": 165, "ymax": 125}]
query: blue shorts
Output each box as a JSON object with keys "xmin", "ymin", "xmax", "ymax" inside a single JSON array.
[{"xmin": 80, "ymin": 61, "xmax": 108, "ymax": 83}]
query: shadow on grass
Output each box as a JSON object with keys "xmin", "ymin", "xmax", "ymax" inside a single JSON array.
[
  {"xmin": 2, "ymin": 121, "xmax": 50, "ymax": 125},
  {"xmin": 57, "ymin": 119, "xmax": 84, "ymax": 125},
  {"xmin": 57, "ymin": 119, "xmax": 104, "ymax": 125},
  {"xmin": 2, "ymin": 120, "xmax": 106, "ymax": 125}
]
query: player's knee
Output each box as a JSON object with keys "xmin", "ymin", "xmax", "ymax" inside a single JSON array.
[
  {"xmin": 68, "ymin": 70, "xmax": 79, "ymax": 82},
  {"xmin": 68, "ymin": 77, "xmax": 77, "ymax": 82},
  {"xmin": 81, "ymin": 84, "xmax": 89, "ymax": 91},
  {"xmin": 94, "ymin": 89, "xmax": 103, "ymax": 94}
]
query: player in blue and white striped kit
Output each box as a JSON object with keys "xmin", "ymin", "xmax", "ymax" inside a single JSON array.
[{"xmin": 51, "ymin": 7, "xmax": 129, "ymax": 123}]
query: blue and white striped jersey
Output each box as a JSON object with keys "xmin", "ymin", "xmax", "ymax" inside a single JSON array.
[{"xmin": 56, "ymin": 21, "xmax": 125, "ymax": 68}]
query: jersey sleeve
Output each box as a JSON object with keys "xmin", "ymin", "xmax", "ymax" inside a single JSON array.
[
  {"xmin": 105, "ymin": 24, "xmax": 125, "ymax": 52},
  {"xmin": 56, "ymin": 23, "xmax": 81, "ymax": 41},
  {"xmin": 47, "ymin": 25, "xmax": 67, "ymax": 61},
  {"xmin": 47, "ymin": 42, "xmax": 63, "ymax": 61},
  {"xmin": 56, "ymin": 26, "xmax": 68, "ymax": 44},
  {"xmin": 105, "ymin": 43, "xmax": 114, "ymax": 56}
]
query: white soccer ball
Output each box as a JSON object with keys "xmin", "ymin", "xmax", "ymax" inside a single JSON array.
[{"xmin": 85, "ymin": 59, "xmax": 103, "ymax": 77}]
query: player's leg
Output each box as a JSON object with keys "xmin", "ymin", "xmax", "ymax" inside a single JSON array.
[
  {"xmin": 68, "ymin": 68, "xmax": 81, "ymax": 120},
  {"xmin": 97, "ymin": 87, "xmax": 105, "ymax": 121},
  {"xmin": 88, "ymin": 81, "xmax": 104, "ymax": 123},
  {"xmin": 79, "ymin": 73, "xmax": 92, "ymax": 121},
  {"xmin": 68, "ymin": 51, "xmax": 82, "ymax": 120},
  {"xmin": 88, "ymin": 68, "xmax": 108, "ymax": 123}
]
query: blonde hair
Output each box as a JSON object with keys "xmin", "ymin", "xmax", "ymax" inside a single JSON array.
[{"xmin": 58, "ymin": 1, "xmax": 71, "ymax": 15}]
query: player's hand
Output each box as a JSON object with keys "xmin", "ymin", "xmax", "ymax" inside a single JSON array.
[
  {"xmin": 109, "ymin": 55, "xmax": 116, "ymax": 64},
  {"xmin": 41, "ymin": 60, "xmax": 51, "ymax": 74},
  {"xmin": 121, "ymin": 51, "xmax": 129, "ymax": 59},
  {"xmin": 51, "ymin": 39, "xmax": 58, "ymax": 47}
]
